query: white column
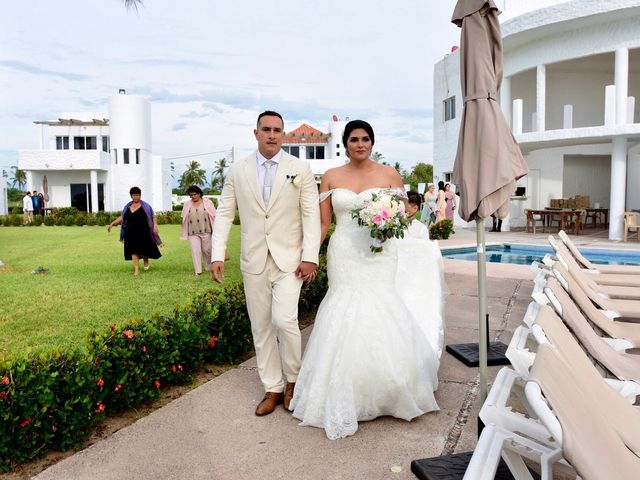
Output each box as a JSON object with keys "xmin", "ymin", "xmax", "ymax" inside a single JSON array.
[
  {"xmin": 26, "ymin": 170, "xmax": 33, "ymax": 192},
  {"xmin": 615, "ymin": 48, "xmax": 629, "ymax": 125},
  {"xmin": 609, "ymin": 137, "xmax": 627, "ymax": 240},
  {"xmin": 500, "ymin": 76, "xmax": 512, "ymax": 128},
  {"xmin": 563, "ymin": 105, "xmax": 573, "ymax": 129},
  {"xmin": 604, "ymin": 85, "xmax": 616, "ymax": 126},
  {"xmin": 628, "ymin": 97, "xmax": 636, "ymax": 123},
  {"xmin": 536, "ymin": 64, "xmax": 546, "ymax": 132},
  {"xmin": 90, "ymin": 170, "xmax": 99, "ymax": 213},
  {"xmin": 512, "ymin": 99, "xmax": 523, "ymax": 135}
]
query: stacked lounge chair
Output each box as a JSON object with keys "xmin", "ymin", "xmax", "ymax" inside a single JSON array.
[{"xmin": 462, "ymin": 232, "xmax": 640, "ymax": 479}]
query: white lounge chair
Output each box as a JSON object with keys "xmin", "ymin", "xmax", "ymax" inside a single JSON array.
[{"xmin": 558, "ymin": 230, "xmax": 640, "ymax": 274}]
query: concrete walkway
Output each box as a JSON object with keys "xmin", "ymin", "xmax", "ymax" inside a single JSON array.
[{"xmin": 32, "ymin": 229, "xmax": 639, "ymax": 480}]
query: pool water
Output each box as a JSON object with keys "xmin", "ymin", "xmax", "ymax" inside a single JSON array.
[{"xmin": 441, "ymin": 244, "xmax": 640, "ymax": 266}]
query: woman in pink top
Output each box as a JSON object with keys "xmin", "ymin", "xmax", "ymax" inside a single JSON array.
[
  {"xmin": 180, "ymin": 185, "xmax": 217, "ymax": 276},
  {"xmin": 444, "ymin": 183, "xmax": 456, "ymax": 220}
]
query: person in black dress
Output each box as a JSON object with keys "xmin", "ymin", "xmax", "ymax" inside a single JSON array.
[{"xmin": 107, "ymin": 186, "xmax": 162, "ymax": 275}]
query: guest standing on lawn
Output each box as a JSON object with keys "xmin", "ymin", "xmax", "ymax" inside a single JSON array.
[
  {"xmin": 180, "ymin": 185, "xmax": 216, "ymax": 276},
  {"xmin": 107, "ymin": 186, "xmax": 162, "ymax": 276}
]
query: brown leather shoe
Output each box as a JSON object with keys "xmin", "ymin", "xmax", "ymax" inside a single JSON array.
[
  {"xmin": 255, "ymin": 392, "xmax": 284, "ymax": 416},
  {"xmin": 283, "ymin": 382, "xmax": 295, "ymax": 411}
]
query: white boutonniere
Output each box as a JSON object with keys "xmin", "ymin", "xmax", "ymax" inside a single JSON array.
[{"xmin": 286, "ymin": 174, "xmax": 299, "ymax": 186}]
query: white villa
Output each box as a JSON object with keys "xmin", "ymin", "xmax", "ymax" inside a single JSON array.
[
  {"xmin": 433, "ymin": 0, "xmax": 640, "ymax": 240},
  {"xmin": 282, "ymin": 117, "xmax": 348, "ymax": 182},
  {"xmin": 18, "ymin": 91, "xmax": 172, "ymax": 213}
]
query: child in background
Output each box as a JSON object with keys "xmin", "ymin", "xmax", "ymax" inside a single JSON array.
[{"xmin": 405, "ymin": 191, "xmax": 430, "ymax": 240}]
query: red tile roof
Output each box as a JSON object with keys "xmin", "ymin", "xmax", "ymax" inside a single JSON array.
[{"xmin": 283, "ymin": 123, "xmax": 329, "ymax": 144}]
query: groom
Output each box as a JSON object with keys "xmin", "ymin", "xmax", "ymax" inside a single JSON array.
[{"xmin": 211, "ymin": 111, "xmax": 321, "ymax": 416}]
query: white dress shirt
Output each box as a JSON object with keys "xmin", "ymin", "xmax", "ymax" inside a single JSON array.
[{"xmin": 256, "ymin": 149, "xmax": 282, "ymax": 191}]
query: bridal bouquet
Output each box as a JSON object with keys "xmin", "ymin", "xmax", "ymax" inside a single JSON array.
[{"xmin": 351, "ymin": 189, "xmax": 410, "ymax": 253}]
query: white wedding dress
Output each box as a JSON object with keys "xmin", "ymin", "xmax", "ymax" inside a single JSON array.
[{"xmin": 290, "ymin": 188, "xmax": 447, "ymax": 440}]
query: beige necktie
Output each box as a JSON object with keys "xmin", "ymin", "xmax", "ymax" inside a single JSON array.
[{"xmin": 262, "ymin": 160, "xmax": 275, "ymax": 205}]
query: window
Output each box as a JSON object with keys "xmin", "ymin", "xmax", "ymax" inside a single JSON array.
[
  {"xmin": 73, "ymin": 136, "xmax": 97, "ymax": 150},
  {"xmin": 102, "ymin": 136, "xmax": 110, "ymax": 153},
  {"xmin": 135, "ymin": 149, "xmax": 140, "ymax": 164},
  {"xmin": 444, "ymin": 96, "xmax": 456, "ymax": 122},
  {"xmin": 444, "ymin": 172, "xmax": 452, "ymax": 182},
  {"xmin": 282, "ymin": 146, "xmax": 300, "ymax": 157},
  {"xmin": 123, "ymin": 149, "xmax": 130, "ymax": 164},
  {"xmin": 306, "ymin": 146, "xmax": 325, "ymax": 160},
  {"xmin": 56, "ymin": 136, "xmax": 69, "ymax": 150},
  {"xmin": 336, "ymin": 144, "xmax": 340, "ymax": 148},
  {"xmin": 336, "ymin": 152, "xmax": 340, "ymax": 157}
]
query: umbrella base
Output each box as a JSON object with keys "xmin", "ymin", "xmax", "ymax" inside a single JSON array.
[
  {"xmin": 411, "ymin": 451, "xmax": 540, "ymax": 480},
  {"xmin": 445, "ymin": 342, "xmax": 510, "ymax": 367}
]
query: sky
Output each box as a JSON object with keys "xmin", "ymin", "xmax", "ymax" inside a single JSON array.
[{"xmin": 0, "ymin": 0, "xmax": 463, "ymax": 180}]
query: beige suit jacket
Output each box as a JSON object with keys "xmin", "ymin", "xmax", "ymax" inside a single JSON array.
[{"xmin": 211, "ymin": 151, "xmax": 321, "ymax": 274}]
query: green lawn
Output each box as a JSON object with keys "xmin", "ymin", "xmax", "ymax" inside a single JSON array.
[{"xmin": 0, "ymin": 224, "xmax": 242, "ymax": 356}]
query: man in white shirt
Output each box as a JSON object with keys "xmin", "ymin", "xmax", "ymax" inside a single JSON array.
[
  {"xmin": 22, "ymin": 191, "xmax": 33, "ymax": 224},
  {"xmin": 211, "ymin": 111, "xmax": 321, "ymax": 416}
]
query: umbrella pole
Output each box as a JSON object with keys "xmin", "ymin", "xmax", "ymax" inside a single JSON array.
[{"xmin": 476, "ymin": 218, "xmax": 488, "ymax": 404}]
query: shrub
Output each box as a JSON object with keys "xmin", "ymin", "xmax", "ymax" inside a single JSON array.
[
  {"xmin": 0, "ymin": 211, "xmax": 180, "ymax": 228},
  {"xmin": 232, "ymin": 212, "xmax": 241, "ymax": 225},
  {"xmin": 429, "ymin": 219, "xmax": 454, "ymax": 240},
  {"xmin": 43, "ymin": 216, "xmax": 56, "ymax": 226},
  {"xmin": 0, "ymin": 259, "xmax": 328, "ymax": 471}
]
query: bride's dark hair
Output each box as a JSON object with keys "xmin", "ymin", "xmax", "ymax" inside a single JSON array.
[{"xmin": 342, "ymin": 120, "xmax": 375, "ymax": 148}]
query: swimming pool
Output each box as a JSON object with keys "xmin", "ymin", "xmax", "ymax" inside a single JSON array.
[{"xmin": 441, "ymin": 244, "xmax": 640, "ymax": 266}]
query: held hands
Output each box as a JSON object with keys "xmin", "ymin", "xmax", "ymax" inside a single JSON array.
[
  {"xmin": 295, "ymin": 261, "xmax": 317, "ymax": 282},
  {"xmin": 211, "ymin": 261, "xmax": 225, "ymax": 283}
]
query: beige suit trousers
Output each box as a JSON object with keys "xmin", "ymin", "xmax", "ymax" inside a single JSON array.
[{"xmin": 242, "ymin": 253, "xmax": 303, "ymax": 393}]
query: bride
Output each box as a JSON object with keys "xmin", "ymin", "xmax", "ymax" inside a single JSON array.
[{"xmin": 289, "ymin": 120, "xmax": 446, "ymax": 440}]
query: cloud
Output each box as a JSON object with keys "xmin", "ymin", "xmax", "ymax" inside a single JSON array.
[
  {"xmin": 172, "ymin": 123, "xmax": 188, "ymax": 131},
  {"xmin": 0, "ymin": 60, "xmax": 90, "ymax": 81}
]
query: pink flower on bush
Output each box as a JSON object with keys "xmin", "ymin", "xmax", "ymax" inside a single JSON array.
[
  {"xmin": 1, "ymin": 376, "xmax": 9, "ymax": 385},
  {"xmin": 19, "ymin": 418, "xmax": 32, "ymax": 428},
  {"xmin": 0, "ymin": 391, "xmax": 8, "ymax": 401},
  {"xmin": 114, "ymin": 384, "xmax": 123, "ymax": 392},
  {"xmin": 95, "ymin": 402, "xmax": 106, "ymax": 414},
  {"xmin": 208, "ymin": 336, "xmax": 218, "ymax": 347},
  {"xmin": 96, "ymin": 378, "xmax": 105, "ymax": 388},
  {"xmin": 142, "ymin": 346, "xmax": 148, "ymax": 353},
  {"xmin": 109, "ymin": 323, "xmax": 117, "ymax": 331},
  {"xmin": 123, "ymin": 330, "xmax": 134, "ymax": 339},
  {"xmin": 171, "ymin": 365, "xmax": 177, "ymax": 373},
  {"xmin": 177, "ymin": 364, "xmax": 183, "ymax": 372},
  {"xmin": 153, "ymin": 380, "xmax": 161, "ymax": 388}
]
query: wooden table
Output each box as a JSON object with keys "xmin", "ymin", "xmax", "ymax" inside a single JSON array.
[{"xmin": 525, "ymin": 209, "xmax": 584, "ymax": 234}]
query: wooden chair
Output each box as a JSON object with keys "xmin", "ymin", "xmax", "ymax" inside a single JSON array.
[
  {"xmin": 624, "ymin": 211, "xmax": 639, "ymax": 242},
  {"xmin": 525, "ymin": 209, "xmax": 545, "ymax": 233}
]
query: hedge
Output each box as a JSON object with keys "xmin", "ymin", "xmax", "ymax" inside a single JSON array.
[
  {"xmin": 0, "ymin": 208, "xmax": 182, "ymax": 227},
  {"xmin": 0, "ymin": 262, "xmax": 328, "ymax": 471}
]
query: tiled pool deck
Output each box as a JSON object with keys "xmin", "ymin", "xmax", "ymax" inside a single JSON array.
[{"xmin": 31, "ymin": 229, "xmax": 639, "ymax": 480}]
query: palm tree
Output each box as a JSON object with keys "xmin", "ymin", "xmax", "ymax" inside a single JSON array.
[
  {"xmin": 178, "ymin": 161, "xmax": 207, "ymax": 191},
  {"xmin": 371, "ymin": 151, "xmax": 384, "ymax": 163},
  {"xmin": 10, "ymin": 166, "xmax": 26, "ymax": 190},
  {"xmin": 211, "ymin": 157, "xmax": 228, "ymax": 189},
  {"xmin": 123, "ymin": 0, "xmax": 142, "ymax": 9}
]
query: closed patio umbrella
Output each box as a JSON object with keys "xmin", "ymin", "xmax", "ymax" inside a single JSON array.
[
  {"xmin": 413, "ymin": 2, "xmax": 528, "ymax": 478},
  {"xmin": 447, "ymin": 0, "xmax": 527, "ymax": 405}
]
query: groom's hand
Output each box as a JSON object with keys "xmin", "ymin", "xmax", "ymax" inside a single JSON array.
[
  {"xmin": 295, "ymin": 261, "xmax": 317, "ymax": 282},
  {"xmin": 211, "ymin": 261, "xmax": 225, "ymax": 283}
]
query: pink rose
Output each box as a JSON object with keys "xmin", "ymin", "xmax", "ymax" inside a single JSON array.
[
  {"xmin": 381, "ymin": 208, "xmax": 391, "ymax": 220},
  {"xmin": 372, "ymin": 214, "xmax": 383, "ymax": 226}
]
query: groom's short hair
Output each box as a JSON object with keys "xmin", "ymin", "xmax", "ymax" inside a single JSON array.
[{"xmin": 257, "ymin": 110, "xmax": 284, "ymax": 128}]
